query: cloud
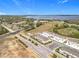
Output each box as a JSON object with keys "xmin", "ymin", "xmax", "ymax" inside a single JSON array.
[
  {"xmin": 0, "ymin": 12, "xmax": 6, "ymax": 15},
  {"xmin": 58, "ymin": 0, "xmax": 69, "ymax": 4}
]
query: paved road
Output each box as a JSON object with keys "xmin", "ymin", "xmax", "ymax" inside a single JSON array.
[
  {"xmin": 0, "ymin": 30, "xmax": 22, "ymax": 40},
  {"xmin": 21, "ymin": 33, "xmax": 78, "ymax": 58},
  {"xmin": 61, "ymin": 46, "xmax": 79, "ymax": 58},
  {"xmin": 47, "ymin": 42, "xmax": 61, "ymax": 50},
  {"xmin": 49, "ymin": 37, "xmax": 79, "ymax": 57},
  {"xmin": 1, "ymin": 24, "xmax": 14, "ymax": 32},
  {"xmin": 1, "ymin": 24, "xmax": 52, "ymax": 58},
  {"xmin": 18, "ymin": 34, "xmax": 52, "ymax": 58},
  {"xmin": 2, "ymin": 24, "xmax": 79, "ymax": 58},
  {"xmin": 0, "ymin": 24, "xmax": 23, "ymax": 40}
]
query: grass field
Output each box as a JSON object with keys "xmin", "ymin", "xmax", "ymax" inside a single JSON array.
[
  {"xmin": 48, "ymin": 21, "xmax": 79, "ymax": 39},
  {"xmin": 57, "ymin": 28, "xmax": 79, "ymax": 38}
]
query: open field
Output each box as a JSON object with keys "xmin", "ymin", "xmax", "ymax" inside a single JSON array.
[
  {"xmin": 57, "ymin": 28, "xmax": 79, "ymax": 38},
  {"xmin": 49, "ymin": 21, "xmax": 79, "ymax": 39},
  {"xmin": 22, "ymin": 21, "xmax": 79, "ymax": 39},
  {"xmin": 0, "ymin": 37, "xmax": 39, "ymax": 58},
  {"xmin": 23, "ymin": 22, "xmax": 53, "ymax": 34}
]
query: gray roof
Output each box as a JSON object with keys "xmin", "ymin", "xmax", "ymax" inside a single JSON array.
[{"xmin": 35, "ymin": 34, "xmax": 50, "ymax": 42}]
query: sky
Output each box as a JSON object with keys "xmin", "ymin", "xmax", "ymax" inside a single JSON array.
[{"xmin": 0, "ymin": 0, "xmax": 79, "ymax": 15}]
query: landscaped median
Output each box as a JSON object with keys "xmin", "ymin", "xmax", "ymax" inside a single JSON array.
[{"xmin": 48, "ymin": 52, "xmax": 65, "ymax": 58}]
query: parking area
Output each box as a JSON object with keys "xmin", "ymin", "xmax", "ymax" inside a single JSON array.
[{"xmin": 47, "ymin": 42, "xmax": 60, "ymax": 50}]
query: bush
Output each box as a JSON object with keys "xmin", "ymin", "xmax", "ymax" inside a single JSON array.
[
  {"xmin": 31, "ymin": 41, "xmax": 34, "ymax": 43},
  {"xmin": 51, "ymin": 54, "xmax": 57, "ymax": 58},
  {"xmin": 34, "ymin": 43, "xmax": 38, "ymax": 46}
]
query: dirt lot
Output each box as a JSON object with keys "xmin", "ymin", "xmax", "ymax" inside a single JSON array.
[
  {"xmin": 0, "ymin": 37, "xmax": 39, "ymax": 58},
  {"xmin": 23, "ymin": 22, "xmax": 53, "ymax": 34}
]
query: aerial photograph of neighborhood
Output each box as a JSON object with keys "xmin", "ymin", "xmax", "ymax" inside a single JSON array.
[{"xmin": 0, "ymin": 0, "xmax": 79, "ymax": 58}]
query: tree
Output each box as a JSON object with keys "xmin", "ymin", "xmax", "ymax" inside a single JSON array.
[
  {"xmin": 51, "ymin": 54, "xmax": 57, "ymax": 58},
  {"xmin": 63, "ymin": 23, "xmax": 69, "ymax": 28}
]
